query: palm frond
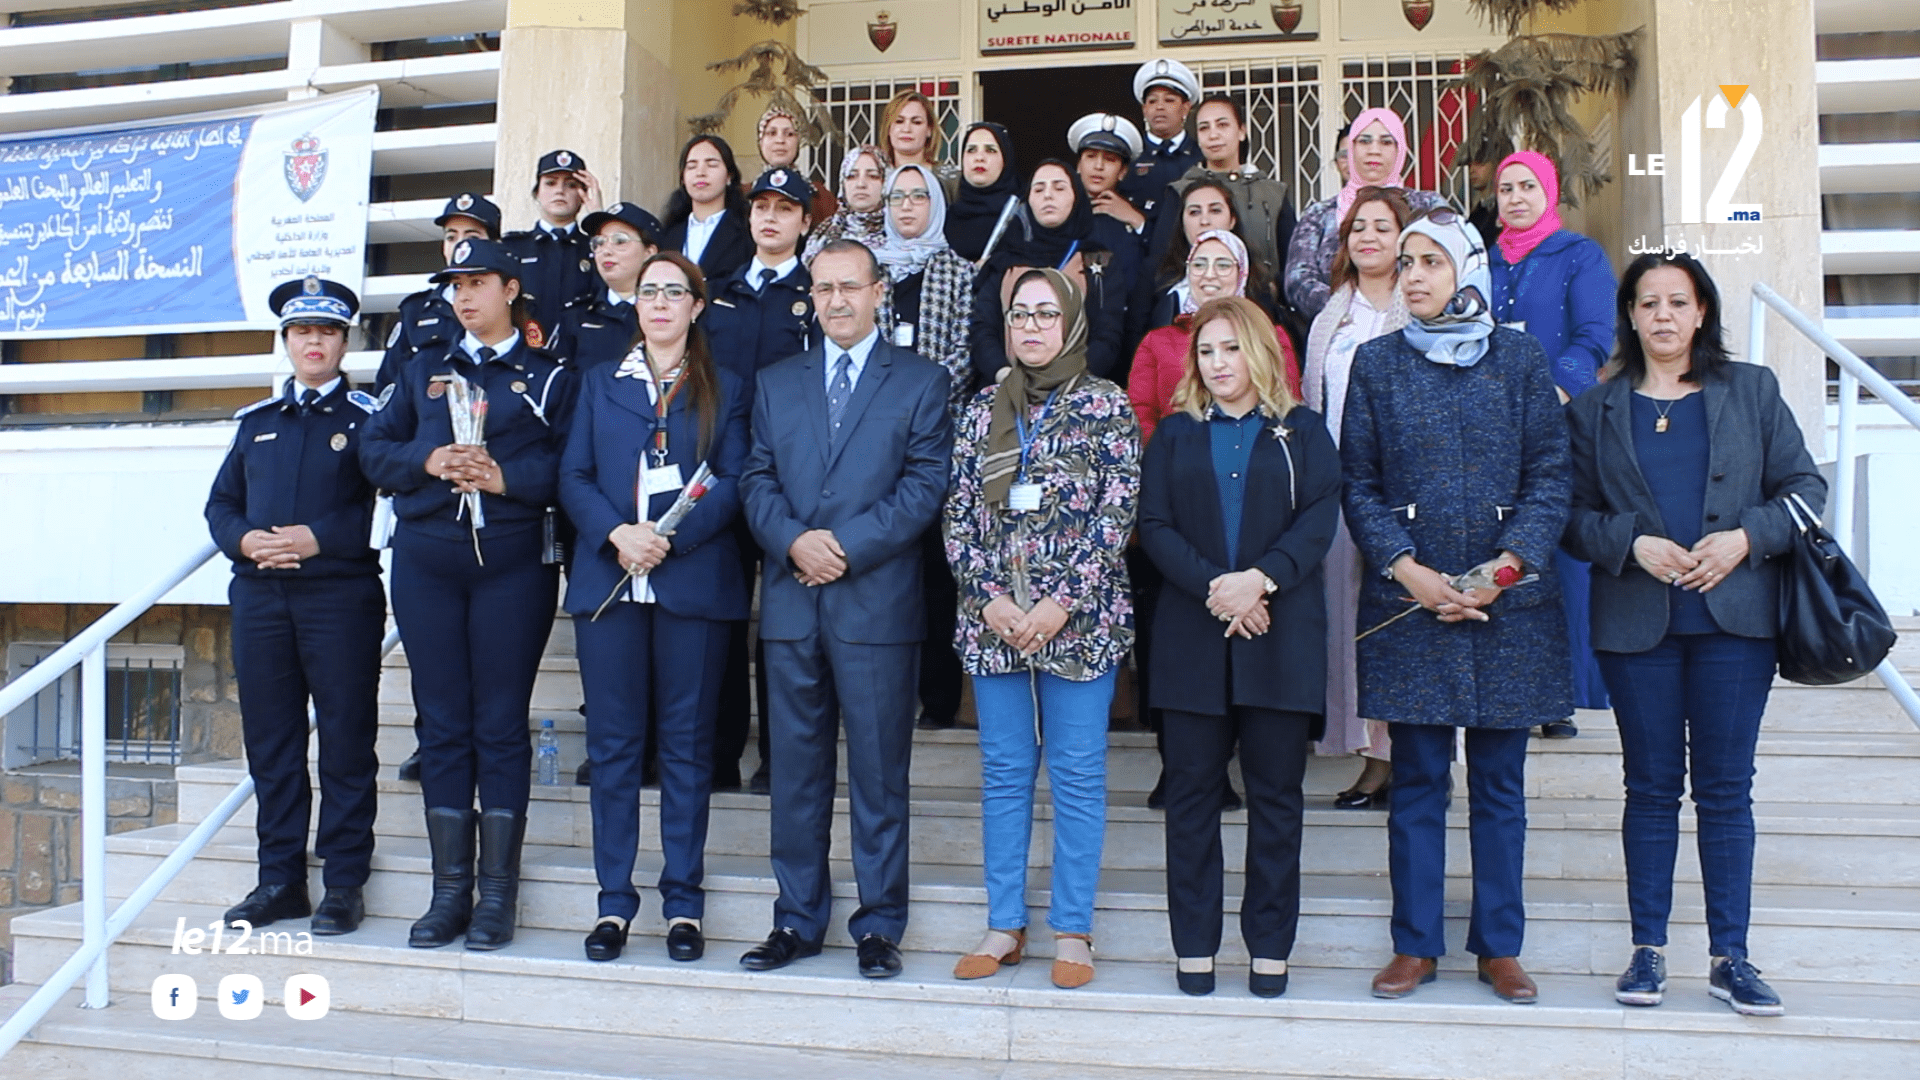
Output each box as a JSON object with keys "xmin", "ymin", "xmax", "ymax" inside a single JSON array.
[
  {"xmin": 1466, "ymin": 0, "xmax": 1588, "ymax": 36},
  {"xmin": 731, "ymin": 0, "xmax": 805, "ymax": 25},
  {"xmin": 1454, "ymin": 29, "xmax": 1641, "ymax": 205}
]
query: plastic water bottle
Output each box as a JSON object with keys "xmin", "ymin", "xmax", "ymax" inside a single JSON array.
[{"xmin": 536, "ymin": 719, "xmax": 560, "ymax": 786}]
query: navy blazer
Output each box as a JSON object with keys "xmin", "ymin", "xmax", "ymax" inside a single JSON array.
[
  {"xmin": 740, "ymin": 339, "xmax": 952, "ymax": 644},
  {"xmin": 665, "ymin": 211, "xmax": 753, "ymax": 281},
  {"xmin": 1563, "ymin": 362, "xmax": 1825, "ymax": 653},
  {"xmin": 558, "ymin": 362, "xmax": 751, "ymax": 622},
  {"xmin": 1139, "ymin": 406, "xmax": 1341, "ymax": 722}
]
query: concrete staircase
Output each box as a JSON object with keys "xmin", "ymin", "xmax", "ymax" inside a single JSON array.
[{"xmin": 5, "ymin": 621, "xmax": 1920, "ymax": 1078}]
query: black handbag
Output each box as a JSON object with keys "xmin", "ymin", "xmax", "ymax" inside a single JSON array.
[{"xmin": 1776, "ymin": 493, "xmax": 1897, "ymax": 685}]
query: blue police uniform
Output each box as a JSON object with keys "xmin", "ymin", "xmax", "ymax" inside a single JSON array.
[
  {"xmin": 559, "ymin": 354, "xmax": 751, "ymax": 943},
  {"xmin": 204, "ymin": 278, "xmax": 384, "ymax": 932},
  {"xmin": 552, "ymin": 290, "xmax": 639, "ymax": 372},
  {"xmin": 379, "ymin": 193, "xmax": 505, "ymax": 394},
  {"xmin": 502, "ymin": 222, "xmax": 598, "ymax": 344},
  {"xmin": 697, "ymin": 173, "xmax": 817, "ymax": 788}
]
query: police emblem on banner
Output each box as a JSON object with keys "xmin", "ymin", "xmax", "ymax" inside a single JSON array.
[
  {"xmin": 868, "ymin": 10, "xmax": 896, "ymax": 52},
  {"xmin": 284, "ymin": 134, "xmax": 329, "ymax": 203}
]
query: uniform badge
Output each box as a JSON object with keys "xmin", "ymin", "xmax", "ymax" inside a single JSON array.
[
  {"xmin": 557, "ymin": 151, "xmax": 574, "ymax": 168},
  {"xmin": 791, "ymin": 301, "xmax": 808, "ymax": 316},
  {"xmin": 511, "ymin": 380, "xmax": 528, "ymax": 394},
  {"xmin": 330, "ymin": 433, "xmax": 348, "ymax": 452},
  {"xmin": 610, "ymin": 203, "xmax": 624, "ymax": 214},
  {"xmin": 579, "ymin": 258, "xmax": 591, "ymax": 273},
  {"xmin": 453, "ymin": 240, "xmax": 472, "ymax": 264},
  {"xmin": 375, "ymin": 384, "xmax": 395, "ymax": 411},
  {"xmin": 456, "ymin": 193, "xmax": 475, "ymax": 210},
  {"xmin": 770, "ymin": 169, "xmax": 789, "ymax": 187},
  {"xmin": 253, "ymin": 432, "xmax": 278, "ymax": 442},
  {"xmin": 302, "ymin": 275, "xmax": 322, "ymax": 295},
  {"xmin": 347, "ymin": 389, "xmax": 380, "ymax": 413},
  {"xmin": 428, "ymin": 381, "xmax": 446, "ymax": 399}
]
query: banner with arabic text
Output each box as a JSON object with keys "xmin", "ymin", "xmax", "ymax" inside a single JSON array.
[{"xmin": 0, "ymin": 88, "xmax": 377, "ymax": 338}]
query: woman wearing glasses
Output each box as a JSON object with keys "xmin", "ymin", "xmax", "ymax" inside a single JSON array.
[
  {"xmin": 551, "ymin": 202, "xmax": 666, "ymax": 371},
  {"xmin": 945, "ymin": 268, "xmax": 1140, "ymax": 990},
  {"xmin": 1341, "ymin": 209, "xmax": 1571, "ymax": 1004},
  {"xmin": 559, "ymin": 251, "xmax": 751, "ymax": 964}
]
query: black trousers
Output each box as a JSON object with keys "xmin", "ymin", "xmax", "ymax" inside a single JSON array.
[
  {"xmin": 916, "ymin": 525, "xmax": 963, "ymax": 724},
  {"xmin": 230, "ymin": 573, "xmax": 384, "ymax": 889},
  {"xmin": 1126, "ymin": 547, "xmax": 1162, "ymax": 732},
  {"xmin": 1162, "ymin": 706, "xmax": 1313, "ymax": 960},
  {"xmin": 390, "ymin": 526, "xmax": 558, "ymax": 815},
  {"xmin": 715, "ymin": 518, "xmax": 769, "ymax": 782}
]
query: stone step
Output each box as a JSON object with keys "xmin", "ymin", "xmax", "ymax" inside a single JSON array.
[
  {"xmin": 92, "ymin": 828, "xmax": 1920, "ymax": 981},
  {"xmin": 172, "ymin": 757, "xmax": 1920, "ymax": 889},
  {"xmin": 0, "ymin": 985, "xmax": 1258, "ymax": 1080},
  {"xmin": 9, "ymin": 901, "xmax": 1919, "ymax": 1080}
]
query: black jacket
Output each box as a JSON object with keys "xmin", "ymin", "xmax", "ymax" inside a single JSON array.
[
  {"xmin": 205, "ymin": 380, "xmax": 382, "ymax": 578},
  {"xmin": 664, "ymin": 210, "xmax": 754, "ymax": 282},
  {"xmin": 969, "ymin": 240, "xmax": 1129, "ymax": 384},
  {"xmin": 1139, "ymin": 405, "xmax": 1341, "ymax": 723},
  {"xmin": 551, "ymin": 291, "xmax": 638, "ymax": 372},
  {"xmin": 1563, "ymin": 363, "xmax": 1825, "ymax": 653}
]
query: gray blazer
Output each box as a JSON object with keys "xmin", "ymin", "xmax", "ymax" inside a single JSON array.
[
  {"xmin": 741, "ymin": 338, "xmax": 953, "ymax": 645},
  {"xmin": 1563, "ymin": 362, "xmax": 1825, "ymax": 654}
]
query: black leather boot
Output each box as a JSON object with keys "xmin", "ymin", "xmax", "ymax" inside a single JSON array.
[
  {"xmin": 465, "ymin": 807, "xmax": 526, "ymax": 951},
  {"xmin": 409, "ymin": 807, "xmax": 475, "ymax": 948}
]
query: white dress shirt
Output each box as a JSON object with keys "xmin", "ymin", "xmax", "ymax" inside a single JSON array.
[
  {"xmin": 823, "ymin": 326, "xmax": 880, "ymax": 395},
  {"xmin": 683, "ymin": 208, "xmax": 726, "ymax": 264}
]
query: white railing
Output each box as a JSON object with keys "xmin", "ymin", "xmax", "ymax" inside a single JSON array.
[
  {"xmin": 0, "ymin": 543, "xmax": 400, "ymax": 1059},
  {"xmin": 1752, "ymin": 280, "xmax": 1920, "ymax": 730}
]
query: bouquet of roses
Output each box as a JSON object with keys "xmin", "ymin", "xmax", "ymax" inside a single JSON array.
[
  {"xmin": 1355, "ymin": 561, "xmax": 1537, "ymax": 642},
  {"xmin": 446, "ymin": 373, "xmax": 489, "ymax": 561},
  {"xmin": 591, "ymin": 463, "xmax": 714, "ymax": 620}
]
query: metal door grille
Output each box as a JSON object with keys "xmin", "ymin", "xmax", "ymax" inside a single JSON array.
[
  {"xmin": 801, "ymin": 76, "xmax": 966, "ymax": 194},
  {"xmin": 1340, "ymin": 53, "xmax": 1474, "ymax": 210},
  {"xmin": 1190, "ymin": 58, "xmax": 1324, "ymax": 214}
]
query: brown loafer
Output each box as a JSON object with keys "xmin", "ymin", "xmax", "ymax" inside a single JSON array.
[
  {"xmin": 1370, "ymin": 954, "xmax": 1437, "ymax": 998},
  {"xmin": 1478, "ymin": 956, "xmax": 1538, "ymax": 1004}
]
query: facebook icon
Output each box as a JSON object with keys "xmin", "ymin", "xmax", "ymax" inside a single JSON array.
[{"xmin": 151, "ymin": 974, "xmax": 197, "ymax": 1020}]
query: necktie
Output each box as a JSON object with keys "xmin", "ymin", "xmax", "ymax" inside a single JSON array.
[
  {"xmin": 298, "ymin": 387, "xmax": 319, "ymax": 415},
  {"xmin": 476, "ymin": 345, "xmax": 497, "ymax": 364},
  {"xmin": 757, "ymin": 267, "xmax": 776, "ymax": 293},
  {"xmin": 827, "ymin": 352, "xmax": 853, "ymax": 434}
]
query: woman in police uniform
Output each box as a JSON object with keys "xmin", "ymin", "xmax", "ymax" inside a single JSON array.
[
  {"xmin": 560, "ymin": 251, "xmax": 751, "ymax": 962},
  {"xmin": 360, "ymin": 237, "xmax": 577, "ymax": 953}
]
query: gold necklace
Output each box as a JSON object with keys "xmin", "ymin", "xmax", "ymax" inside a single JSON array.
[{"xmin": 1651, "ymin": 397, "xmax": 1676, "ymax": 434}]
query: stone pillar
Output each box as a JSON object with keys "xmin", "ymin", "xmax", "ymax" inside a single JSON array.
[
  {"xmin": 1622, "ymin": 0, "xmax": 1825, "ymax": 446},
  {"xmin": 495, "ymin": 0, "xmax": 683, "ymax": 230}
]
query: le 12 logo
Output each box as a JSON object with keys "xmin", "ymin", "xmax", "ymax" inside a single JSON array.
[{"xmin": 1626, "ymin": 85, "xmax": 1763, "ymax": 224}]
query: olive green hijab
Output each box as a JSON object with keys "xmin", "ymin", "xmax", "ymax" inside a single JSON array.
[{"xmin": 983, "ymin": 267, "xmax": 1088, "ymax": 506}]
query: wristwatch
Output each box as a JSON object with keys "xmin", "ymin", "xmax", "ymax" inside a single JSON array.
[{"xmin": 1259, "ymin": 571, "xmax": 1278, "ymax": 595}]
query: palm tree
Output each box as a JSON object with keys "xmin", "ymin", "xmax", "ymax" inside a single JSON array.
[
  {"xmin": 1457, "ymin": 0, "xmax": 1640, "ymax": 205},
  {"xmin": 687, "ymin": 0, "xmax": 838, "ymax": 147}
]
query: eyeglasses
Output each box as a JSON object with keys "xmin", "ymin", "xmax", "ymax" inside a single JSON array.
[
  {"xmin": 636, "ymin": 284, "xmax": 692, "ymax": 302},
  {"xmin": 809, "ymin": 281, "xmax": 877, "ymax": 299},
  {"xmin": 1421, "ymin": 208, "xmax": 1463, "ymax": 226},
  {"xmin": 1006, "ymin": 308, "xmax": 1063, "ymax": 329},
  {"xmin": 886, "ymin": 190, "xmax": 932, "ymax": 207},
  {"xmin": 589, "ymin": 234, "xmax": 646, "ymax": 251},
  {"xmin": 1187, "ymin": 257, "xmax": 1239, "ymax": 278}
]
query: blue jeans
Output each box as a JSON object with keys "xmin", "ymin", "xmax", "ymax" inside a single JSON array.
[
  {"xmin": 972, "ymin": 668, "xmax": 1116, "ymax": 935},
  {"xmin": 1388, "ymin": 724, "xmax": 1530, "ymax": 959},
  {"xmin": 1599, "ymin": 632, "xmax": 1776, "ymax": 959}
]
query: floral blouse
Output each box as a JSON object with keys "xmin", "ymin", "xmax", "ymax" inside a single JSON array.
[{"xmin": 943, "ymin": 375, "xmax": 1141, "ymax": 681}]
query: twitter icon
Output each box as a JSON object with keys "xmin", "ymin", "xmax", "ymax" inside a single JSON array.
[{"xmin": 217, "ymin": 974, "xmax": 264, "ymax": 1020}]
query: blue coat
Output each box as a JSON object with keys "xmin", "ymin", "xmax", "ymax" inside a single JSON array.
[
  {"xmin": 1489, "ymin": 228, "xmax": 1615, "ymax": 399},
  {"xmin": 1340, "ymin": 327, "xmax": 1574, "ymax": 729},
  {"xmin": 558, "ymin": 363, "xmax": 751, "ymax": 622},
  {"xmin": 741, "ymin": 339, "xmax": 952, "ymax": 645},
  {"xmin": 700, "ymin": 260, "xmax": 815, "ymax": 407}
]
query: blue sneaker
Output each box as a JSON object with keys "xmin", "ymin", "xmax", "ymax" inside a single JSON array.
[
  {"xmin": 1709, "ymin": 957, "xmax": 1785, "ymax": 1017},
  {"xmin": 1614, "ymin": 946, "xmax": 1666, "ymax": 1006}
]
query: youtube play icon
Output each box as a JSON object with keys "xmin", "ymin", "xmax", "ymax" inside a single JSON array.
[{"xmin": 283, "ymin": 974, "xmax": 330, "ymax": 1020}]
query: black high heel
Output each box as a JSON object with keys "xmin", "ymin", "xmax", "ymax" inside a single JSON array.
[{"xmin": 1333, "ymin": 783, "xmax": 1390, "ymax": 810}]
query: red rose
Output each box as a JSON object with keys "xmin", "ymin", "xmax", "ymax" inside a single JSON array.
[
  {"xmin": 1493, "ymin": 565, "xmax": 1522, "ymax": 588},
  {"xmin": 688, "ymin": 483, "xmax": 708, "ymax": 499}
]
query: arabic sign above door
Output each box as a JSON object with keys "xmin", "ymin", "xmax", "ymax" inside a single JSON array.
[
  {"xmin": 980, "ymin": 0, "xmax": 1137, "ymax": 55},
  {"xmin": 1159, "ymin": 0, "xmax": 1319, "ymax": 44}
]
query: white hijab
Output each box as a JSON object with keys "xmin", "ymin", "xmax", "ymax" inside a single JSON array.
[{"xmin": 874, "ymin": 163, "xmax": 951, "ymax": 281}]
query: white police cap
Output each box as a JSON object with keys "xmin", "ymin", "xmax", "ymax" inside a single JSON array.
[
  {"xmin": 1133, "ymin": 58, "xmax": 1200, "ymax": 104},
  {"xmin": 1068, "ymin": 113, "xmax": 1145, "ymax": 164}
]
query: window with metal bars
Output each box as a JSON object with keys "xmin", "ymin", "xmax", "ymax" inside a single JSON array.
[
  {"xmin": 800, "ymin": 77, "xmax": 965, "ymax": 195},
  {"xmin": 1340, "ymin": 53, "xmax": 1475, "ymax": 211},
  {"xmin": 1190, "ymin": 57, "xmax": 1324, "ymax": 212},
  {"xmin": 3, "ymin": 643, "xmax": 184, "ymax": 769}
]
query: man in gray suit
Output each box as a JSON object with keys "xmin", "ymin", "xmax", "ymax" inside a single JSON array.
[{"xmin": 738, "ymin": 238, "xmax": 953, "ymax": 978}]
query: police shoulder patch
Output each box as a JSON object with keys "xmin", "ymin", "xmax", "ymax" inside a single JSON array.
[
  {"xmin": 386, "ymin": 322, "xmax": 402, "ymax": 348},
  {"xmin": 233, "ymin": 395, "xmax": 277, "ymax": 420},
  {"xmin": 348, "ymin": 390, "xmax": 380, "ymax": 414}
]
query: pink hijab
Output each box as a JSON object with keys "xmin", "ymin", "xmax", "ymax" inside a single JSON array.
[
  {"xmin": 1337, "ymin": 108, "xmax": 1411, "ymax": 221},
  {"xmin": 1494, "ymin": 150, "xmax": 1564, "ymax": 264}
]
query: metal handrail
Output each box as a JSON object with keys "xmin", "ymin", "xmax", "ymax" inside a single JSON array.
[
  {"xmin": 0, "ymin": 535, "xmax": 400, "ymax": 1059},
  {"xmin": 1751, "ymin": 281, "xmax": 1920, "ymax": 731}
]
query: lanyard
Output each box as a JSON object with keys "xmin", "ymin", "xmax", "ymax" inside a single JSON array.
[
  {"xmin": 647, "ymin": 364, "xmax": 686, "ymax": 465},
  {"xmin": 1011, "ymin": 388, "xmax": 1060, "ymax": 482},
  {"xmin": 1056, "ymin": 240, "xmax": 1079, "ymax": 270}
]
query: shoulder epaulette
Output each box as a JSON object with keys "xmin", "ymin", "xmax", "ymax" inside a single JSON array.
[
  {"xmin": 233, "ymin": 395, "xmax": 277, "ymax": 420},
  {"xmin": 347, "ymin": 390, "xmax": 381, "ymax": 413}
]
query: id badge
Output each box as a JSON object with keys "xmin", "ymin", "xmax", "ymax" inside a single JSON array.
[
  {"xmin": 1008, "ymin": 483, "xmax": 1042, "ymax": 512},
  {"xmin": 642, "ymin": 463, "xmax": 685, "ymax": 498}
]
